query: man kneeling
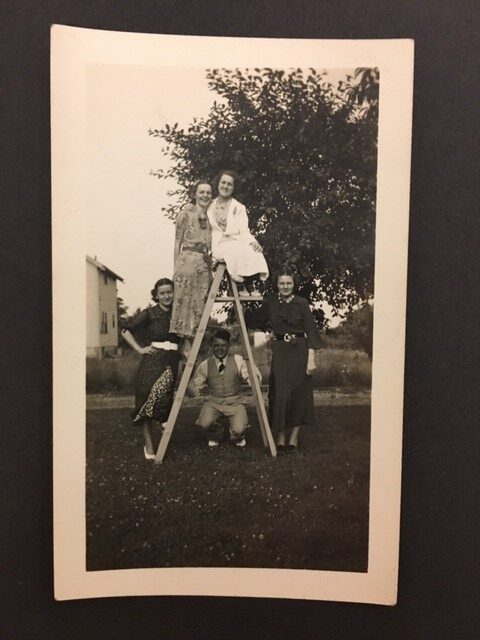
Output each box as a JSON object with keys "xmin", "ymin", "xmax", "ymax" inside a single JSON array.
[{"xmin": 191, "ymin": 328, "xmax": 261, "ymax": 448}]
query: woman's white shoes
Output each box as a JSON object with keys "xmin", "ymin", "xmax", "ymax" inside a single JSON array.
[{"xmin": 143, "ymin": 446, "xmax": 156, "ymax": 460}]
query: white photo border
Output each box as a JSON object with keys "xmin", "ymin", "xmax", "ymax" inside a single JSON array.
[{"xmin": 52, "ymin": 26, "xmax": 414, "ymax": 603}]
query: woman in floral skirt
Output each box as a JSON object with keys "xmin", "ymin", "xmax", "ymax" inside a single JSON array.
[
  {"xmin": 121, "ymin": 278, "xmax": 180, "ymax": 460},
  {"xmin": 170, "ymin": 181, "xmax": 213, "ymax": 356}
]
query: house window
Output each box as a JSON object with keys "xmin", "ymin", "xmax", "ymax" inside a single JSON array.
[
  {"xmin": 100, "ymin": 312, "xmax": 108, "ymax": 334},
  {"xmin": 112, "ymin": 314, "xmax": 116, "ymax": 328},
  {"xmin": 103, "ymin": 272, "xmax": 108, "ymax": 285}
]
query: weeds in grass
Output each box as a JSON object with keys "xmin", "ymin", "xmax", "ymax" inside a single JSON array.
[
  {"xmin": 86, "ymin": 405, "xmax": 370, "ymax": 572},
  {"xmin": 86, "ymin": 345, "xmax": 371, "ymax": 393}
]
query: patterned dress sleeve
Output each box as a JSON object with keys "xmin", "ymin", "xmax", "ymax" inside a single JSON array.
[
  {"xmin": 175, "ymin": 208, "xmax": 188, "ymax": 245},
  {"xmin": 300, "ymin": 298, "xmax": 322, "ymax": 349}
]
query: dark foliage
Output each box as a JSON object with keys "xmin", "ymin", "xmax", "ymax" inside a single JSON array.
[{"xmin": 149, "ymin": 67, "xmax": 378, "ymax": 324}]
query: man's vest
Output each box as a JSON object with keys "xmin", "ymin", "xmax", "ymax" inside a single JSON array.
[{"xmin": 206, "ymin": 355, "xmax": 242, "ymax": 397}]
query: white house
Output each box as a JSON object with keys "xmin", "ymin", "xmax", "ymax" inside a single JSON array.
[{"xmin": 86, "ymin": 255, "xmax": 124, "ymax": 358}]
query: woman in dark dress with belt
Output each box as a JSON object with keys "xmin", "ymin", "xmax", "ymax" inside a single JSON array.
[
  {"xmin": 121, "ymin": 278, "xmax": 180, "ymax": 460},
  {"xmin": 245, "ymin": 270, "xmax": 321, "ymax": 452}
]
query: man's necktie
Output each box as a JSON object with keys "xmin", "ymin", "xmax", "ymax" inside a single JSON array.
[{"xmin": 218, "ymin": 358, "xmax": 225, "ymax": 373}]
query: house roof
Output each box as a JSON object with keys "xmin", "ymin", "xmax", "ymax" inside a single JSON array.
[{"xmin": 86, "ymin": 255, "xmax": 124, "ymax": 282}]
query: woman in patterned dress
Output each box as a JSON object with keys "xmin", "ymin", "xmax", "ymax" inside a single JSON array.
[
  {"xmin": 121, "ymin": 278, "xmax": 180, "ymax": 460},
  {"xmin": 206, "ymin": 170, "xmax": 268, "ymax": 297},
  {"xmin": 170, "ymin": 181, "xmax": 213, "ymax": 355}
]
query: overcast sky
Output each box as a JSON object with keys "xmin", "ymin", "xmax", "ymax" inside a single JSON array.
[{"xmin": 86, "ymin": 64, "xmax": 350, "ymax": 317}]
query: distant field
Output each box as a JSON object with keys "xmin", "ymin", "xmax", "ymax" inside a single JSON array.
[
  {"xmin": 86, "ymin": 345, "xmax": 371, "ymax": 393},
  {"xmin": 86, "ymin": 403, "xmax": 370, "ymax": 572}
]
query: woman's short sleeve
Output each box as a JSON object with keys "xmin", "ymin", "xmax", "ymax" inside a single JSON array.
[
  {"xmin": 300, "ymin": 298, "xmax": 322, "ymax": 349},
  {"xmin": 175, "ymin": 208, "xmax": 188, "ymax": 241},
  {"xmin": 124, "ymin": 308, "xmax": 150, "ymax": 333}
]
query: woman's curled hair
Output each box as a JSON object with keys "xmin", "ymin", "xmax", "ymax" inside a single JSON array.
[
  {"xmin": 190, "ymin": 179, "xmax": 212, "ymax": 203},
  {"xmin": 214, "ymin": 169, "xmax": 241, "ymax": 197},
  {"xmin": 151, "ymin": 278, "xmax": 174, "ymax": 302}
]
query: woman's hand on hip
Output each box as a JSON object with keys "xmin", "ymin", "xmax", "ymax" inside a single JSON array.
[{"xmin": 139, "ymin": 345, "xmax": 155, "ymax": 355}]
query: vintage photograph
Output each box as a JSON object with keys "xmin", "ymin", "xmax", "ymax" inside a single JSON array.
[
  {"xmin": 85, "ymin": 64, "xmax": 377, "ymax": 573},
  {"xmin": 52, "ymin": 28, "xmax": 413, "ymax": 603}
]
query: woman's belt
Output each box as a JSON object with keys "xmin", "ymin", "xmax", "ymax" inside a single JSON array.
[
  {"xmin": 182, "ymin": 245, "xmax": 206, "ymax": 254},
  {"xmin": 150, "ymin": 341, "xmax": 179, "ymax": 351},
  {"xmin": 273, "ymin": 332, "xmax": 306, "ymax": 343}
]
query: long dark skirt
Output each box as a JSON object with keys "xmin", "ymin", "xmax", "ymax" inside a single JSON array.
[
  {"xmin": 132, "ymin": 349, "xmax": 180, "ymax": 424},
  {"xmin": 268, "ymin": 337, "xmax": 315, "ymax": 432}
]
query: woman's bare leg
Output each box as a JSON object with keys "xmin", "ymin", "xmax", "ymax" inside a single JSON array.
[
  {"xmin": 143, "ymin": 418, "xmax": 155, "ymax": 455},
  {"xmin": 276, "ymin": 429, "xmax": 286, "ymax": 447},
  {"xmin": 287, "ymin": 426, "xmax": 300, "ymax": 447},
  {"xmin": 181, "ymin": 337, "xmax": 192, "ymax": 359}
]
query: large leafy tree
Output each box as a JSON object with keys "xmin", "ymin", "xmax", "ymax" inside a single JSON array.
[{"xmin": 149, "ymin": 68, "xmax": 378, "ymax": 324}]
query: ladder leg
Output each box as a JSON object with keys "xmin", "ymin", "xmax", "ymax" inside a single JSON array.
[
  {"xmin": 236, "ymin": 304, "xmax": 268, "ymax": 448},
  {"xmin": 155, "ymin": 264, "xmax": 226, "ymax": 463},
  {"xmin": 230, "ymin": 278, "xmax": 277, "ymax": 457}
]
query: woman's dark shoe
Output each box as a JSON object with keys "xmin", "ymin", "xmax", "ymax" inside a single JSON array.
[
  {"xmin": 276, "ymin": 444, "xmax": 286, "ymax": 454},
  {"xmin": 286, "ymin": 444, "xmax": 297, "ymax": 454}
]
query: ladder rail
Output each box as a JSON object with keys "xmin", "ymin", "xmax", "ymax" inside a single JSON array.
[
  {"xmin": 230, "ymin": 278, "xmax": 277, "ymax": 457},
  {"xmin": 155, "ymin": 262, "xmax": 277, "ymax": 462},
  {"xmin": 154, "ymin": 264, "xmax": 225, "ymax": 463}
]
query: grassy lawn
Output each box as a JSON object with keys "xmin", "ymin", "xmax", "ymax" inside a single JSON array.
[{"xmin": 86, "ymin": 402, "xmax": 370, "ymax": 572}]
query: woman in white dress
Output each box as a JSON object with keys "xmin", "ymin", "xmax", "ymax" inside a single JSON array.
[{"xmin": 207, "ymin": 170, "xmax": 269, "ymax": 296}]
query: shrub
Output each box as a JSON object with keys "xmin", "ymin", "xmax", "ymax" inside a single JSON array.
[
  {"xmin": 86, "ymin": 351, "xmax": 141, "ymax": 393},
  {"xmin": 312, "ymin": 348, "xmax": 371, "ymax": 389}
]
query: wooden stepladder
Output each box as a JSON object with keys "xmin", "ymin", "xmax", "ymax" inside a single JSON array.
[{"xmin": 155, "ymin": 263, "xmax": 277, "ymax": 463}]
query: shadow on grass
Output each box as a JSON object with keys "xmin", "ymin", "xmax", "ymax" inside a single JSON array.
[{"xmin": 86, "ymin": 405, "xmax": 370, "ymax": 572}]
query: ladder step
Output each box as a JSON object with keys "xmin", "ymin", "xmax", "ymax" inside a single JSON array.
[{"xmin": 215, "ymin": 296, "xmax": 264, "ymax": 302}]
